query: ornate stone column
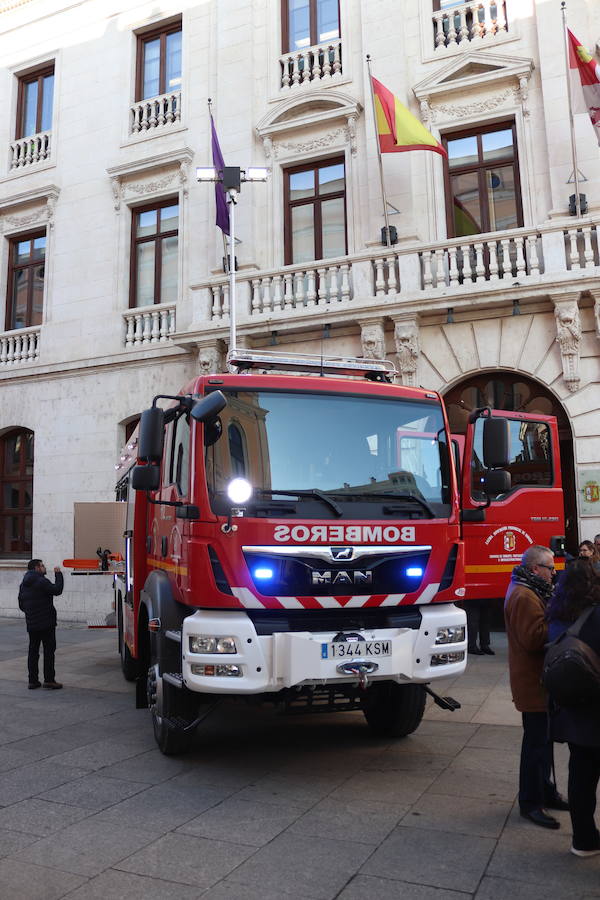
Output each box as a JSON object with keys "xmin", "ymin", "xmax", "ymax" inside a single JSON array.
[
  {"xmin": 552, "ymin": 295, "xmax": 582, "ymax": 392},
  {"xmin": 393, "ymin": 316, "xmax": 420, "ymax": 387},
  {"xmin": 358, "ymin": 319, "xmax": 386, "ymax": 361}
]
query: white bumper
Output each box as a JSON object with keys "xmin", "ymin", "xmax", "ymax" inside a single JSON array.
[{"xmin": 181, "ymin": 603, "xmax": 467, "ymax": 694}]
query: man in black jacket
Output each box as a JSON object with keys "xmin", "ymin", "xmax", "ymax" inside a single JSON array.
[{"xmin": 18, "ymin": 559, "xmax": 64, "ymax": 689}]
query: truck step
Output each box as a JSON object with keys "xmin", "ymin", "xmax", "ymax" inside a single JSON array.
[
  {"xmin": 165, "ymin": 630, "xmax": 182, "ymax": 643},
  {"xmin": 163, "ymin": 672, "xmax": 183, "ymax": 688},
  {"xmin": 87, "ymin": 616, "xmax": 116, "ymax": 629},
  {"xmin": 281, "ymin": 688, "xmax": 361, "ymax": 715}
]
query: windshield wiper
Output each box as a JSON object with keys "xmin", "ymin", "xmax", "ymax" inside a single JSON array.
[
  {"xmin": 328, "ymin": 491, "xmax": 436, "ymax": 518},
  {"xmin": 257, "ymin": 488, "xmax": 343, "ymax": 517}
]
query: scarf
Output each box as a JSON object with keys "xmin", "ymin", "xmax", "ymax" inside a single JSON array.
[{"xmin": 510, "ymin": 564, "xmax": 554, "ymax": 605}]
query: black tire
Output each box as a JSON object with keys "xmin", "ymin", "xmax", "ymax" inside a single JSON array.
[
  {"xmin": 147, "ymin": 663, "xmax": 197, "ymax": 756},
  {"xmin": 117, "ymin": 598, "xmax": 137, "ymax": 682},
  {"xmin": 362, "ymin": 681, "xmax": 426, "ymax": 738}
]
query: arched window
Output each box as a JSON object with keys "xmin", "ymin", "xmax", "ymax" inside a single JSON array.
[
  {"xmin": 228, "ymin": 423, "xmax": 246, "ymax": 476},
  {"xmin": 0, "ymin": 428, "xmax": 34, "ymax": 558}
]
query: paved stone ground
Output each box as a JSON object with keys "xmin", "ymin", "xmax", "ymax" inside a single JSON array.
[{"xmin": 0, "ymin": 618, "xmax": 598, "ymax": 900}]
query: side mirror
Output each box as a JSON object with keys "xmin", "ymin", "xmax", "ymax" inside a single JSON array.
[
  {"xmin": 191, "ymin": 390, "xmax": 227, "ymax": 423},
  {"xmin": 483, "ymin": 417, "xmax": 510, "ymax": 469},
  {"xmin": 138, "ymin": 407, "xmax": 165, "ymax": 462},
  {"xmin": 131, "ymin": 465, "xmax": 160, "ymax": 491},
  {"xmin": 483, "ymin": 469, "xmax": 511, "ymax": 496}
]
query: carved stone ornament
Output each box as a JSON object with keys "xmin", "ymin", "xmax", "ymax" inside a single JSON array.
[
  {"xmin": 431, "ymin": 87, "xmax": 517, "ymax": 123},
  {"xmin": 394, "ymin": 319, "xmax": 420, "ymax": 387},
  {"xmin": 126, "ymin": 172, "xmax": 177, "ymax": 198},
  {"xmin": 198, "ymin": 343, "xmax": 225, "ymax": 375},
  {"xmin": 0, "ymin": 192, "xmax": 58, "ymax": 234},
  {"xmin": 360, "ymin": 321, "xmax": 386, "ymax": 361},
  {"xmin": 554, "ymin": 300, "xmax": 581, "ymax": 392},
  {"xmin": 274, "ymin": 127, "xmax": 347, "ymax": 158}
]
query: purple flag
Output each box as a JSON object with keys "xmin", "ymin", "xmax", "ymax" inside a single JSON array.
[{"xmin": 210, "ymin": 114, "xmax": 230, "ymax": 236}]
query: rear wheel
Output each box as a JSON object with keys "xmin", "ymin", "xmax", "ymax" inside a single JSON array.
[
  {"xmin": 362, "ymin": 681, "xmax": 426, "ymax": 738},
  {"xmin": 147, "ymin": 663, "xmax": 197, "ymax": 755},
  {"xmin": 117, "ymin": 598, "xmax": 137, "ymax": 682}
]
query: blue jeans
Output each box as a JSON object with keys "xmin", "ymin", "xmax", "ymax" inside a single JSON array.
[{"xmin": 519, "ymin": 711, "xmax": 556, "ymax": 812}]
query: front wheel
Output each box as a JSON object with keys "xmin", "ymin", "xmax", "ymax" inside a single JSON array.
[
  {"xmin": 362, "ymin": 682, "xmax": 426, "ymax": 738},
  {"xmin": 147, "ymin": 664, "xmax": 197, "ymax": 755}
]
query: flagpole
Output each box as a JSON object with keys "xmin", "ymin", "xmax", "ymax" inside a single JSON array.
[
  {"xmin": 228, "ymin": 192, "xmax": 236, "ymax": 353},
  {"xmin": 366, "ymin": 55, "xmax": 391, "ymax": 248},
  {"xmin": 561, "ymin": 2, "xmax": 581, "ymax": 217}
]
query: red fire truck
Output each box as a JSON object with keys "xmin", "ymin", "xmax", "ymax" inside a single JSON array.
[
  {"xmin": 454, "ymin": 410, "xmax": 566, "ymax": 598},
  {"xmin": 113, "ymin": 349, "xmax": 553, "ymax": 754}
]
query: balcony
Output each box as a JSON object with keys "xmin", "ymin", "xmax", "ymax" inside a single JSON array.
[
  {"xmin": 10, "ymin": 131, "xmax": 51, "ymax": 169},
  {"xmin": 189, "ymin": 219, "xmax": 599, "ymax": 338},
  {"xmin": 123, "ymin": 303, "xmax": 176, "ymax": 348},
  {"xmin": 432, "ymin": 1, "xmax": 507, "ymax": 52},
  {"xmin": 130, "ymin": 91, "xmax": 181, "ymax": 135},
  {"xmin": 0, "ymin": 326, "xmax": 40, "ymax": 366},
  {"xmin": 279, "ymin": 39, "xmax": 342, "ymax": 90}
]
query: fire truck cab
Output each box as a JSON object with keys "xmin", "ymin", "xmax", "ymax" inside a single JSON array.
[{"xmin": 115, "ymin": 350, "xmax": 512, "ymax": 754}]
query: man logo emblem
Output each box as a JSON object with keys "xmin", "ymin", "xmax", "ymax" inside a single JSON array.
[{"xmin": 330, "ymin": 546, "xmax": 353, "ymax": 560}]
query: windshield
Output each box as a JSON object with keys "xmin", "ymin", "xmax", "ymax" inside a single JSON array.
[{"xmin": 206, "ymin": 389, "xmax": 451, "ymax": 518}]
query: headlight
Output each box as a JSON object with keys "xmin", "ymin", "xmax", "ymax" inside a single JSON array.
[
  {"xmin": 436, "ymin": 626, "xmax": 466, "ymax": 645},
  {"xmin": 189, "ymin": 635, "xmax": 237, "ymax": 654}
]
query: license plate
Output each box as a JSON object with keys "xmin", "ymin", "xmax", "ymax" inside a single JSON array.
[{"xmin": 322, "ymin": 640, "xmax": 391, "ymax": 660}]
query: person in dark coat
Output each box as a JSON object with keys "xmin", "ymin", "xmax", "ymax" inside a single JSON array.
[
  {"xmin": 505, "ymin": 544, "xmax": 568, "ymax": 829},
  {"xmin": 18, "ymin": 559, "xmax": 64, "ymax": 689},
  {"xmin": 547, "ymin": 558, "xmax": 600, "ymax": 857}
]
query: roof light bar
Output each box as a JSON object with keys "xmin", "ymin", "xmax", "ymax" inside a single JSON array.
[{"xmin": 227, "ymin": 349, "xmax": 397, "ymax": 378}]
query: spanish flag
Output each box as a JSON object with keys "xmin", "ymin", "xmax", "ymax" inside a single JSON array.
[{"xmin": 372, "ymin": 77, "xmax": 447, "ymax": 157}]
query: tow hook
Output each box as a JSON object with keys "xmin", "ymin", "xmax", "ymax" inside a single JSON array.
[
  {"xmin": 336, "ymin": 659, "xmax": 379, "ymax": 689},
  {"xmin": 424, "ymin": 684, "xmax": 461, "ymax": 712}
]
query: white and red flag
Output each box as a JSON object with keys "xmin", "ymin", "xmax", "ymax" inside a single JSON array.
[{"xmin": 568, "ymin": 29, "xmax": 600, "ymax": 146}]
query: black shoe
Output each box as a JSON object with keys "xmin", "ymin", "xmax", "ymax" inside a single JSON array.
[
  {"xmin": 544, "ymin": 793, "xmax": 569, "ymax": 811},
  {"xmin": 468, "ymin": 647, "xmax": 484, "ymax": 655},
  {"xmin": 520, "ymin": 808, "xmax": 560, "ymax": 829},
  {"xmin": 43, "ymin": 681, "xmax": 63, "ymax": 690},
  {"xmin": 481, "ymin": 647, "xmax": 495, "ymax": 655},
  {"xmin": 28, "ymin": 681, "xmax": 41, "ymax": 689}
]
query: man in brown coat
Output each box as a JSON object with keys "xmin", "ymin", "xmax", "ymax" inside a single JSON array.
[{"xmin": 505, "ymin": 544, "xmax": 568, "ymax": 829}]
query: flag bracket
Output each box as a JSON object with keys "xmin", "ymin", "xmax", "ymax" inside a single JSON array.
[{"xmin": 566, "ymin": 168, "xmax": 588, "ymax": 184}]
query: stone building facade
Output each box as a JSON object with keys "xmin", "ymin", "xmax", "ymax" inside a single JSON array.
[{"xmin": 0, "ymin": 0, "xmax": 599, "ymax": 620}]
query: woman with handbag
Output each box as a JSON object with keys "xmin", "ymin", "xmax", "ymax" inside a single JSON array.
[{"xmin": 547, "ymin": 559, "xmax": 600, "ymax": 857}]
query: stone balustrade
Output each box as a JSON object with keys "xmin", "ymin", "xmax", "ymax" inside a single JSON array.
[
  {"xmin": 10, "ymin": 131, "xmax": 51, "ymax": 169},
  {"xmin": 563, "ymin": 223, "xmax": 599, "ymax": 270},
  {"xmin": 279, "ymin": 39, "xmax": 342, "ymax": 89},
  {"xmin": 209, "ymin": 257, "xmax": 355, "ymax": 321},
  {"xmin": 193, "ymin": 219, "xmax": 600, "ymax": 332},
  {"xmin": 0, "ymin": 326, "xmax": 40, "ymax": 366},
  {"xmin": 419, "ymin": 228, "xmax": 543, "ymax": 290},
  {"xmin": 432, "ymin": 1, "xmax": 507, "ymax": 51},
  {"xmin": 123, "ymin": 303, "xmax": 175, "ymax": 348},
  {"xmin": 130, "ymin": 91, "xmax": 181, "ymax": 134}
]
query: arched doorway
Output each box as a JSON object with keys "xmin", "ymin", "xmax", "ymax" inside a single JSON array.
[{"xmin": 443, "ymin": 371, "xmax": 578, "ymax": 553}]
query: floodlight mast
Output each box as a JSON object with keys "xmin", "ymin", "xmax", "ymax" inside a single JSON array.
[{"xmin": 196, "ymin": 165, "xmax": 269, "ymax": 358}]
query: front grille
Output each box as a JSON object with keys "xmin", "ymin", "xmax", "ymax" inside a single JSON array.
[
  {"xmin": 246, "ymin": 606, "xmax": 422, "ymax": 635},
  {"xmin": 244, "ymin": 549, "xmax": 431, "ymax": 596}
]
